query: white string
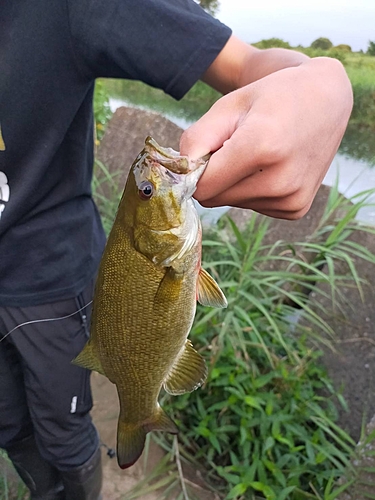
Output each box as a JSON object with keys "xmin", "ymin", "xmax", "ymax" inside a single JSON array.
[{"xmin": 0, "ymin": 300, "xmax": 93, "ymax": 343}]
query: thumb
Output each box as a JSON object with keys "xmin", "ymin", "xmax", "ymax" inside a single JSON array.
[
  {"xmin": 180, "ymin": 91, "xmax": 261, "ymax": 202},
  {"xmin": 179, "ymin": 94, "xmax": 240, "ymax": 160}
]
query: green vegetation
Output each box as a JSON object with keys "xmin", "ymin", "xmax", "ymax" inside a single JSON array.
[
  {"xmin": 0, "ymin": 450, "xmax": 27, "ymax": 500},
  {"xmin": 103, "ymin": 78, "xmax": 221, "ymax": 126},
  {"xmin": 91, "ymin": 158, "xmax": 375, "ymax": 499},
  {"xmin": 334, "ymin": 45, "xmax": 352, "ymax": 53},
  {"xmin": 156, "ymin": 188, "xmax": 375, "ymax": 500},
  {"xmin": 198, "ymin": 0, "xmax": 220, "ymax": 16},
  {"xmin": 100, "ymin": 39, "xmax": 375, "ymax": 136},
  {"xmin": 367, "ymin": 41, "xmax": 375, "ymax": 57},
  {"xmin": 343, "ymin": 53, "xmax": 375, "ymax": 131},
  {"xmin": 311, "ymin": 38, "xmax": 334, "ymax": 50},
  {"xmin": 92, "ymin": 158, "xmax": 125, "ymax": 235},
  {"xmin": 93, "ymin": 80, "xmax": 112, "ymax": 144},
  {"xmin": 272, "ymin": 40, "xmax": 375, "ymax": 131},
  {"xmin": 69, "ymin": 31, "xmax": 375, "ymax": 500},
  {"xmin": 339, "ymin": 123, "xmax": 375, "ymax": 166},
  {"xmin": 253, "ymin": 38, "xmax": 292, "ymax": 49},
  {"xmin": 298, "ymin": 48, "xmax": 375, "ymax": 133}
]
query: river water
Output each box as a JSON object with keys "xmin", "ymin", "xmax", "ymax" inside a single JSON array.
[{"xmin": 108, "ymin": 95, "xmax": 375, "ymax": 225}]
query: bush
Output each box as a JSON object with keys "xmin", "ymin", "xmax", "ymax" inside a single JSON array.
[
  {"xmin": 118, "ymin": 183, "xmax": 375, "ymax": 500},
  {"xmin": 334, "ymin": 44, "xmax": 352, "ymax": 52},
  {"xmin": 253, "ymin": 38, "xmax": 292, "ymax": 49},
  {"xmin": 311, "ymin": 38, "xmax": 333, "ymax": 50},
  {"xmin": 326, "ymin": 48, "xmax": 347, "ymax": 63},
  {"xmin": 298, "ymin": 46, "xmax": 346, "ymax": 63},
  {"xmin": 158, "ymin": 187, "xmax": 375, "ymax": 499},
  {"xmin": 367, "ymin": 41, "xmax": 375, "ymax": 56}
]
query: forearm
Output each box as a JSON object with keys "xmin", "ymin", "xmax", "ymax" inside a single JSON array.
[
  {"xmin": 202, "ymin": 36, "xmax": 310, "ymax": 93},
  {"xmin": 237, "ymin": 46, "xmax": 310, "ymax": 87},
  {"xmin": 202, "ymin": 35, "xmax": 351, "ymax": 101}
]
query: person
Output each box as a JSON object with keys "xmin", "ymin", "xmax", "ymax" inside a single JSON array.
[{"xmin": 0, "ymin": 0, "xmax": 352, "ymax": 498}]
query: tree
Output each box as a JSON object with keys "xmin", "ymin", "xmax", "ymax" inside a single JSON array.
[
  {"xmin": 311, "ymin": 37, "xmax": 333, "ymax": 50},
  {"xmin": 198, "ymin": 0, "xmax": 220, "ymax": 16},
  {"xmin": 367, "ymin": 41, "xmax": 375, "ymax": 56}
]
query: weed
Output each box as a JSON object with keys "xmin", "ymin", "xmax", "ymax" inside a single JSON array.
[
  {"xmin": 124, "ymin": 184, "xmax": 375, "ymax": 500},
  {"xmin": 0, "ymin": 451, "xmax": 27, "ymax": 500}
]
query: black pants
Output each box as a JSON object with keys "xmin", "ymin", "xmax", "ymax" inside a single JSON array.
[{"xmin": 0, "ymin": 283, "xmax": 99, "ymax": 471}]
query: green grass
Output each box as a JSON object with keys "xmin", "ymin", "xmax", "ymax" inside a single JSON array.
[
  {"xmin": 0, "ymin": 451, "xmax": 27, "ymax": 500},
  {"xmin": 156, "ymin": 205, "xmax": 364, "ymax": 499},
  {"xmin": 92, "ymin": 158, "xmax": 124, "ymax": 235},
  {"xmin": 90, "ymin": 44, "xmax": 375, "ymax": 500},
  {"xmin": 92, "ymin": 160, "xmax": 375, "ymax": 499}
]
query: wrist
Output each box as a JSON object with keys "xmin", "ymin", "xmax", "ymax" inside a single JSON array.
[{"xmin": 238, "ymin": 46, "xmax": 310, "ymax": 87}]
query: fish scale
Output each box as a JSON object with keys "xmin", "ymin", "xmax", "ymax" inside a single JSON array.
[{"xmin": 73, "ymin": 137, "xmax": 227, "ymax": 469}]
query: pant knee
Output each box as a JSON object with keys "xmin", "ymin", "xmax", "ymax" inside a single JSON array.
[
  {"xmin": 0, "ymin": 424, "xmax": 34, "ymax": 452},
  {"xmin": 35, "ymin": 419, "xmax": 99, "ymax": 471}
]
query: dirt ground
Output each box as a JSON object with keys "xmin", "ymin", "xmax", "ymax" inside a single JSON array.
[
  {"xmin": 0, "ymin": 372, "xmax": 212, "ymax": 500},
  {"xmin": 91, "ymin": 372, "xmax": 164, "ymax": 500},
  {"xmin": 91, "ymin": 373, "xmax": 219, "ymax": 500}
]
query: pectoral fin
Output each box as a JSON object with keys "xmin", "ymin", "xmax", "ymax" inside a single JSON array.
[
  {"xmin": 163, "ymin": 340, "xmax": 207, "ymax": 395},
  {"xmin": 197, "ymin": 267, "xmax": 227, "ymax": 308},
  {"xmin": 72, "ymin": 341, "xmax": 105, "ymax": 376}
]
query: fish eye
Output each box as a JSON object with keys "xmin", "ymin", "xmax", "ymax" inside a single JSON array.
[{"xmin": 138, "ymin": 181, "xmax": 154, "ymax": 200}]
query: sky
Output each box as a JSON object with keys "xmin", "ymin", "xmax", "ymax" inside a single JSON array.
[{"xmin": 216, "ymin": 0, "xmax": 374, "ymax": 52}]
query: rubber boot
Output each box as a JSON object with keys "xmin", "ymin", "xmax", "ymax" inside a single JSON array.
[
  {"xmin": 60, "ymin": 447, "xmax": 102, "ymax": 500},
  {"xmin": 6, "ymin": 434, "xmax": 65, "ymax": 500}
]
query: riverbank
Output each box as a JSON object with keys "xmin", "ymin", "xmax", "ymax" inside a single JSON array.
[{"xmin": 100, "ymin": 51, "xmax": 375, "ymax": 132}]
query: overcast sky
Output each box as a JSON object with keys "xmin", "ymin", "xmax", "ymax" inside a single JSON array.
[{"xmin": 216, "ymin": 0, "xmax": 374, "ymax": 51}]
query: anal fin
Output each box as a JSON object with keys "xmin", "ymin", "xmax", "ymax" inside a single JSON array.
[
  {"xmin": 163, "ymin": 340, "xmax": 207, "ymax": 395},
  {"xmin": 72, "ymin": 341, "xmax": 105, "ymax": 376}
]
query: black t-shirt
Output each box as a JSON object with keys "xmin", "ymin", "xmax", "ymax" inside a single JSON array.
[{"xmin": 0, "ymin": 0, "xmax": 231, "ymax": 306}]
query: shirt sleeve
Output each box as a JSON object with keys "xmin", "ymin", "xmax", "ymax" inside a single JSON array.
[{"xmin": 66, "ymin": 0, "xmax": 232, "ymax": 100}]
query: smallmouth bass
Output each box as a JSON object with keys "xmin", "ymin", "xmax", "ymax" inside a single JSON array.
[{"xmin": 74, "ymin": 137, "xmax": 227, "ymax": 469}]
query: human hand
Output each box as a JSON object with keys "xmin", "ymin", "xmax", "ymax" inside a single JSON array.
[{"xmin": 180, "ymin": 57, "xmax": 353, "ymax": 219}]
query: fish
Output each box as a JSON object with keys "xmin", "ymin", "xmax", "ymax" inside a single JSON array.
[
  {"xmin": 73, "ymin": 136, "xmax": 227, "ymax": 469},
  {"xmin": 0, "ymin": 123, "xmax": 5, "ymax": 151}
]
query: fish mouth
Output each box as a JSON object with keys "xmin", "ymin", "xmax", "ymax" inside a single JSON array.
[
  {"xmin": 144, "ymin": 136, "xmax": 211, "ymax": 176},
  {"xmin": 135, "ymin": 137, "xmax": 209, "ymax": 201}
]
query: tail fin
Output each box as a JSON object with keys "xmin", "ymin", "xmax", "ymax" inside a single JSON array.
[
  {"xmin": 117, "ymin": 421, "xmax": 147, "ymax": 470},
  {"xmin": 117, "ymin": 409, "xmax": 178, "ymax": 469}
]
